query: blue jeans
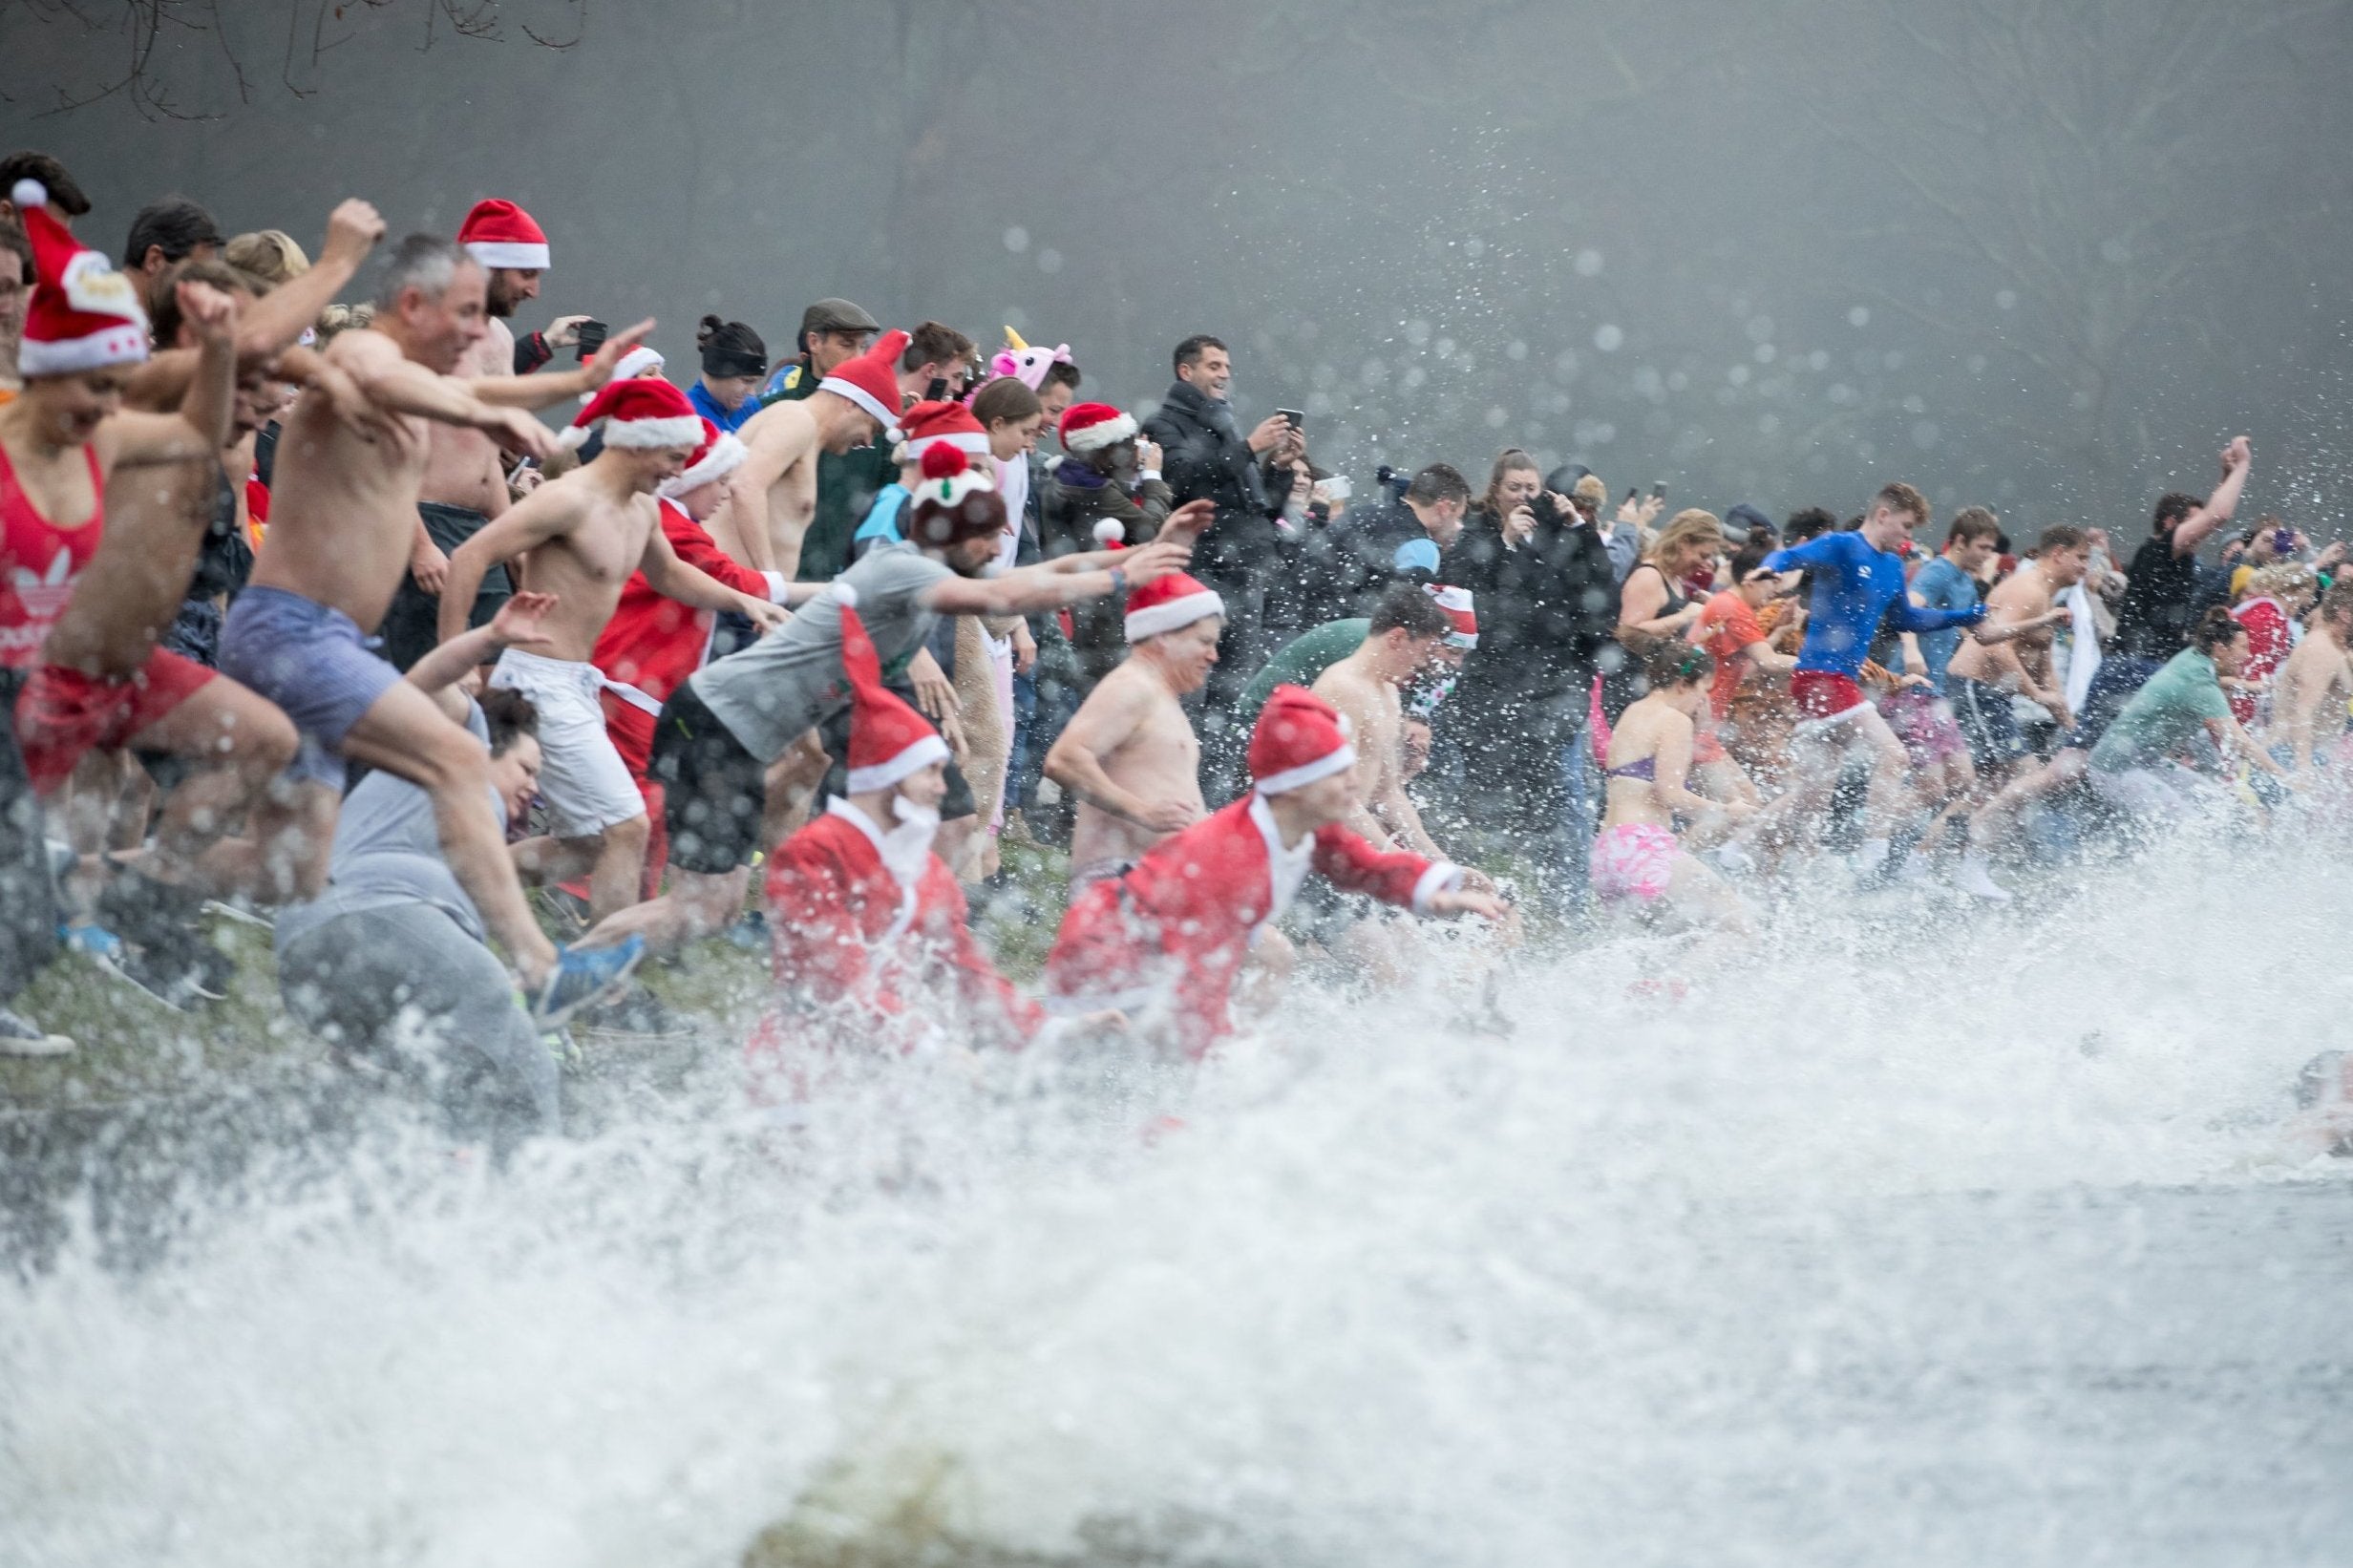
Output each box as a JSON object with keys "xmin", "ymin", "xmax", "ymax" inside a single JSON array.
[{"xmin": 1551, "ymin": 722, "xmax": 1598, "ymax": 918}]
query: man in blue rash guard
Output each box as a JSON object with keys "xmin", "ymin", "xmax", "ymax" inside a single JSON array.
[{"xmin": 1754, "ymin": 481, "xmax": 1986, "ymax": 874}]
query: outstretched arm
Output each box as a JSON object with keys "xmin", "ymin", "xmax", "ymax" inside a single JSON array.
[
  {"xmin": 406, "ymin": 592, "xmax": 562, "ymax": 721},
  {"xmin": 465, "ymin": 319, "xmax": 657, "ymax": 409},
  {"xmin": 340, "ymin": 331, "xmax": 562, "ymax": 455},
  {"xmin": 638, "ymin": 524, "xmax": 790, "ymax": 628},
  {"xmin": 925, "ymin": 538, "xmax": 1196, "ymax": 617}
]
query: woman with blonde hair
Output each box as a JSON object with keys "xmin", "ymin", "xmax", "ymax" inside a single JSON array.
[{"xmin": 223, "ymin": 228, "xmax": 310, "ymax": 286}]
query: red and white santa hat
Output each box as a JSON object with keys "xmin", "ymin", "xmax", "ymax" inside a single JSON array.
[
  {"xmin": 1249, "ymin": 684, "xmax": 1357, "ymax": 795},
  {"xmin": 898, "ymin": 399, "xmax": 990, "ymax": 464},
  {"xmin": 833, "ymin": 582, "xmax": 949, "ymax": 794},
  {"xmin": 560, "ymin": 376, "xmax": 703, "ymax": 451},
  {"xmin": 658, "ymin": 416, "xmax": 749, "ymax": 498},
  {"xmin": 817, "ymin": 327, "xmax": 911, "ymax": 442},
  {"xmin": 9, "ymin": 180, "xmax": 148, "ymax": 378},
  {"xmin": 457, "ymin": 198, "xmax": 550, "ymax": 271},
  {"xmin": 1058, "ymin": 401, "xmax": 1137, "ymax": 454},
  {"xmin": 578, "ymin": 346, "xmax": 665, "ymax": 402},
  {"xmin": 1124, "ymin": 570, "xmax": 1226, "ymax": 643},
  {"xmin": 1425, "ymin": 583, "xmax": 1477, "ymax": 648}
]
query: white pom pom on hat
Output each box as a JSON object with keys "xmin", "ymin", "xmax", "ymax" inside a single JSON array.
[
  {"xmin": 833, "ymin": 583, "xmax": 859, "ymax": 610},
  {"xmin": 1093, "ymin": 518, "xmax": 1125, "ymax": 547},
  {"xmin": 11, "ymin": 180, "xmax": 48, "ymax": 212}
]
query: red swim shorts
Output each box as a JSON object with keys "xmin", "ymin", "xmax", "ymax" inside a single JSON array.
[
  {"xmin": 13, "ymin": 650, "xmax": 217, "ymax": 795},
  {"xmin": 1791, "ymin": 670, "xmax": 1865, "ymax": 724}
]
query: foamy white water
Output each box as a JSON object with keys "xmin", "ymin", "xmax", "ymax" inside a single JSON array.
[{"xmin": 4, "ymin": 831, "xmax": 2349, "ymax": 1566}]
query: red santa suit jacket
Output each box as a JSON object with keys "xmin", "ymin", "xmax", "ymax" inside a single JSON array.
[
  {"xmin": 1043, "ymin": 793, "xmax": 1461, "ymax": 1058},
  {"xmin": 747, "ymin": 798, "xmax": 1044, "ymax": 1082},
  {"xmin": 592, "ymin": 497, "xmax": 785, "ymax": 776}
]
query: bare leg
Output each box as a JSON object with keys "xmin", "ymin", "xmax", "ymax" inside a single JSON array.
[
  {"xmin": 127, "ymin": 677, "xmax": 299, "ymax": 898},
  {"xmin": 760, "ymin": 734, "xmax": 827, "ymax": 853},
  {"xmin": 579, "ymin": 865, "xmax": 749, "ymax": 955},
  {"xmin": 1664, "ymin": 851, "xmax": 1755, "ymax": 938},
  {"xmin": 583, "ymin": 815, "xmax": 650, "ymax": 924},
  {"xmin": 338, "ymin": 680, "xmax": 558, "ymax": 988}
]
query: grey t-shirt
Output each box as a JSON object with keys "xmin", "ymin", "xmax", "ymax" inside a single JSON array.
[
  {"xmin": 691, "ymin": 542, "xmax": 954, "ymax": 763},
  {"xmin": 274, "ymin": 703, "xmax": 506, "ymax": 951}
]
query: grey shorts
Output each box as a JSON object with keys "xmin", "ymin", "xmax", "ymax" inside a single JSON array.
[{"xmin": 220, "ymin": 584, "xmax": 401, "ymax": 788}]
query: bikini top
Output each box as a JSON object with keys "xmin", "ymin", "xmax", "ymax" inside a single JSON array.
[{"xmin": 1605, "ymin": 755, "xmax": 1657, "ymax": 782}]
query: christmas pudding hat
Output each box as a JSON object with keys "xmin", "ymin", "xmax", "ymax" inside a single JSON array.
[
  {"xmin": 1425, "ymin": 583, "xmax": 1478, "ymax": 648},
  {"xmin": 560, "ymin": 376, "xmax": 703, "ymax": 451},
  {"xmin": 457, "ymin": 198, "xmax": 550, "ymax": 271},
  {"xmin": 1123, "ymin": 570, "xmax": 1225, "ymax": 642},
  {"xmin": 899, "ymin": 398, "xmax": 990, "ymax": 463},
  {"xmin": 906, "ymin": 444, "xmax": 1007, "ymax": 546},
  {"xmin": 658, "ymin": 416, "xmax": 749, "ymax": 498},
  {"xmin": 9, "ymin": 179, "xmax": 148, "ymax": 377},
  {"xmin": 1249, "ymin": 684, "xmax": 1358, "ymax": 795},
  {"xmin": 817, "ymin": 327, "xmax": 912, "ymax": 442},
  {"xmin": 832, "ymin": 583, "xmax": 949, "ymax": 793}
]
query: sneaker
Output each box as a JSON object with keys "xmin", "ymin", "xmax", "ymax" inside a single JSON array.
[
  {"xmin": 0, "ymin": 1006, "xmax": 73, "ymax": 1056},
  {"xmin": 724, "ymin": 909, "xmax": 769, "ymax": 951},
  {"xmin": 529, "ymin": 937, "xmax": 646, "ymax": 1030},
  {"xmin": 1951, "ymin": 855, "xmax": 2015, "ymax": 902},
  {"xmin": 62, "ymin": 922, "xmax": 124, "ymax": 962},
  {"xmin": 579, "ymin": 981, "xmax": 699, "ymax": 1040}
]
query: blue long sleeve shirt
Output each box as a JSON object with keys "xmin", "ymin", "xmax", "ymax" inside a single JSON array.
[{"xmin": 1763, "ymin": 531, "xmax": 1984, "ymax": 678}]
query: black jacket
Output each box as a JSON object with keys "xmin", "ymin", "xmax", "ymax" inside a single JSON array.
[
  {"xmin": 1139, "ymin": 380, "xmax": 1287, "ymax": 599},
  {"xmin": 1459, "ymin": 508, "xmax": 1622, "ymax": 710},
  {"xmin": 1291, "ymin": 493, "xmax": 1421, "ymax": 626}
]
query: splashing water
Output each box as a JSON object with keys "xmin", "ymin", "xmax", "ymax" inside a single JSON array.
[{"xmin": 4, "ymin": 831, "xmax": 2349, "ymax": 1567}]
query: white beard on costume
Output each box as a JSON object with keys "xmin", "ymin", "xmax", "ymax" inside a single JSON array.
[{"xmin": 879, "ymin": 795, "xmax": 942, "ymax": 888}]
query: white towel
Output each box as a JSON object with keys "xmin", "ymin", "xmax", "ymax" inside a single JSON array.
[{"xmin": 2063, "ymin": 583, "xmax": 2102, "ymax": 713}]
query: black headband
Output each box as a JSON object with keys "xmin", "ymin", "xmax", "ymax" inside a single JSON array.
[{"xmin": 702, "ymin": 343, "xmax": 765, "ymax": 379}]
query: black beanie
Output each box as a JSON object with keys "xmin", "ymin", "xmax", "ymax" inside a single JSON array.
[{"xmin": 697, "ymin": 314, "xmax": 767, "ymax": 379}]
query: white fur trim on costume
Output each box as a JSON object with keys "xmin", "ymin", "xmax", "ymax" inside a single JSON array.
[
  {"xmin": 658, "ymin": 431, "xmax": 747, "ymax": 496},
  {"xmin": 17, "ymin": 323, "xmax": 150, "ymax": 377},
  {"xmin": 596, "ymin": 413, "xmax": 705, "ymax": 450},
  {"xmin": 903, "ymin": 431, "xmax": 991, "ymax": 462},
  {"xmin": 833, "ymin": 583, "xmax": 859, "ymax": 609},
  {"xmin": 1064, "ymin": 411, "xmax": 1138, "ymax": 453},
  {"xmin": 845, "ymin": 733, "xmax": 949, "ymax": 795},
  {"xmin": 1125, "ymin": 588, "xmax": 1226, "ymax": 642},
  {"xmin": 817, "ymin": 374, "xmax": 899, "ymax": 434},
  {"xmin": 1410, "ymin": 860, "xmax": 1465, "ymax": 914},
  {"xmin": 464, "ymin": 241, "xmax": 549, "ymax": 271},
  {"xmin": 581, "ymin": 348, "xmax": 665, "ymax": 401},
  {"xmin": 762, "ymin": 571, "xmax": 791, "ymax": 604},
  {"xmin": 1253, "ymin": 742, "xmax": 1356, "ymax": 796}
]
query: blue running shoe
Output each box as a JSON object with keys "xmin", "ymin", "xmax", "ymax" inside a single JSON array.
[{"xmin": 529, "ymin": 937, "xmax": 645, "ymax": 1029}]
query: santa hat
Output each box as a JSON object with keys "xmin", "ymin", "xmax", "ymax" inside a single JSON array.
[
  {"xmin": 658, "ymin": 417, "xmax": 749, "ymax": 498},
  {"xmin": 1249, "ymin": 685, "xmax": 1357, "ymax": 795},
  {"xmin": 1124, "ymin": 571, "xmax": 1226, "ymax": 643},
  {"xmin": 9, "ymin": 180, "xmax": 148, "ymax": 378},
  {"xmin": 833, "ymin": 583, "xmax": 948, "ymax": 794},
  {"xmin": 816, "ymin": 327, "xmax": 911, "ymax": 440},
  {"xmin": 561, "ymin": 376, "xmax": 702, "ymax": 451},
  {"xmin": 1092, "ymin": 519, "xmax": 1127, "ymax": 550},
  {"xmin": 898, "ymin": 399, "xmax": 990, "ymax": 464},
  {"xmin": 576, "ymin": 345, "xmax": 667, "ymax": 404},
  {"xmin": 1059, "ymin": 401, "xmax": 1137, "ymax": 454},
  {"xmin": 457, "ymin": 198, "xmax": 550, "ymax": 271},
  {"xmin": 1425, "ymin": 583, "xmax": 1478, "ymax": 648}
]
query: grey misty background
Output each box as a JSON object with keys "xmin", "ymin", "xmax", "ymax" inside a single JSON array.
[{"xmin": 6, "ymin": 0, "xmax": 2350, "ymax": 538}]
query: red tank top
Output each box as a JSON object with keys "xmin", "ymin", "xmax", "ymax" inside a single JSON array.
[{"xmin": 0, "ymin": 441, "xmax": 104, "ymax": 668}]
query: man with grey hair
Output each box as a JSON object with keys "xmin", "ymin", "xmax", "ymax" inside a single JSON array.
[{"xmin": 219, "ymin": 233, "xmax": 648, "ymax": 1025}]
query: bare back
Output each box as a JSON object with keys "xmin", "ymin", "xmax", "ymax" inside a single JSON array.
[
  {"xmin": 2274, "ymin": 625, "xmax": 2351, "ymax": 759},
  {"xmin": 1948, "ymin": 562, "xmax": 2055, "ymax": 687},
  {"xmin": 506, "ymin": 473, "xmax": 662, "ymax": 661},
  {"xmin": 1312, "ymin": 659, "xmax": 1402, "ymax": 824},
  {"xmin": 248, "ymin": 328, "xmax": 434, "ymax": 631},
  {"xmin": 733, "ymin": 397, "xmax": 818, "ymax": 573},
  {"xmin": 419, "ymin": 319, "xmax": 516, "ymax": 518},
  {"xmin": 1065, "ymin": 658, "xmax": 1204, "ymax": 869},
  {"xmin": 44, "ymin": 438, "xmax": 229, "ymax": 676}
]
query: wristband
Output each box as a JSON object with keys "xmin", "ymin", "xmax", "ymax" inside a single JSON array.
[
  {"xmin": 1108, "ymin": 565, "xmax": 1128, "ymax": 596},
  {"xmin": 1138, "ymin": 469, "xmax": 1162, "ymax": 483}
]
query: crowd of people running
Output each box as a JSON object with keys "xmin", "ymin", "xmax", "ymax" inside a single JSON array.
[{"xmin": 1, "ymin": 153, "xmax": 2344, "ymax": 1154}]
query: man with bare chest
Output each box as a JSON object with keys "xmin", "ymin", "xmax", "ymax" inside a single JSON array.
[
  {"xmin": 391, "ymin": 197, "xmax": 637, "ymax": 669},
  {"xmin": 436, "ymin": 378, "xmax": 787, "ymax": 922},
  {"xmin": 219, "ymin": 233, "xmax": 635, "ymax": 1022},
  {"xmin": 728, "ymin": 328, "xmax": 909, "ymax": 578},
  {"xmin": 1309, "ymin": 584, "xmax": 1462, "ymax": 861},
  {"xmin": 1044, "ymin": 570, "xmax": 1225, "ymax": 887}
]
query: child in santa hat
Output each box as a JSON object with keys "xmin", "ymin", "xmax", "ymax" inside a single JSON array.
[
  {"xmin": 1043, "ymin": 683, "xmax": 1506, "ymax": 1058},
  {"xmin": 746, "ymin": 581, "xmax": 1044, "ymax": 1083}
]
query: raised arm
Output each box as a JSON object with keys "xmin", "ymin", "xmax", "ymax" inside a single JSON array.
[
  {"xmin": 234, "ymin": 200, "xmax": 384, "ymax": 361},
  {"xmin": 406, "ymin": 591, "xmax": 561, "ymax": 721},
  {"xmin": 2174, "ymin": 436, "xmax": 2253, "ymax": 557},
  {"xmin": 1042, "ymin": 679, "xmax": 1200, "ymax": 834},
  {"xmin": 464, "ymin": 319, "xmax": 656, "ymax": 409},
  {"xmin": 340, "ymin": 330, "xmax": 562, "ymax": 456},
  {"xmin": 100, "ymin": 281, "xmax": 240, "ymax": 470}
]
